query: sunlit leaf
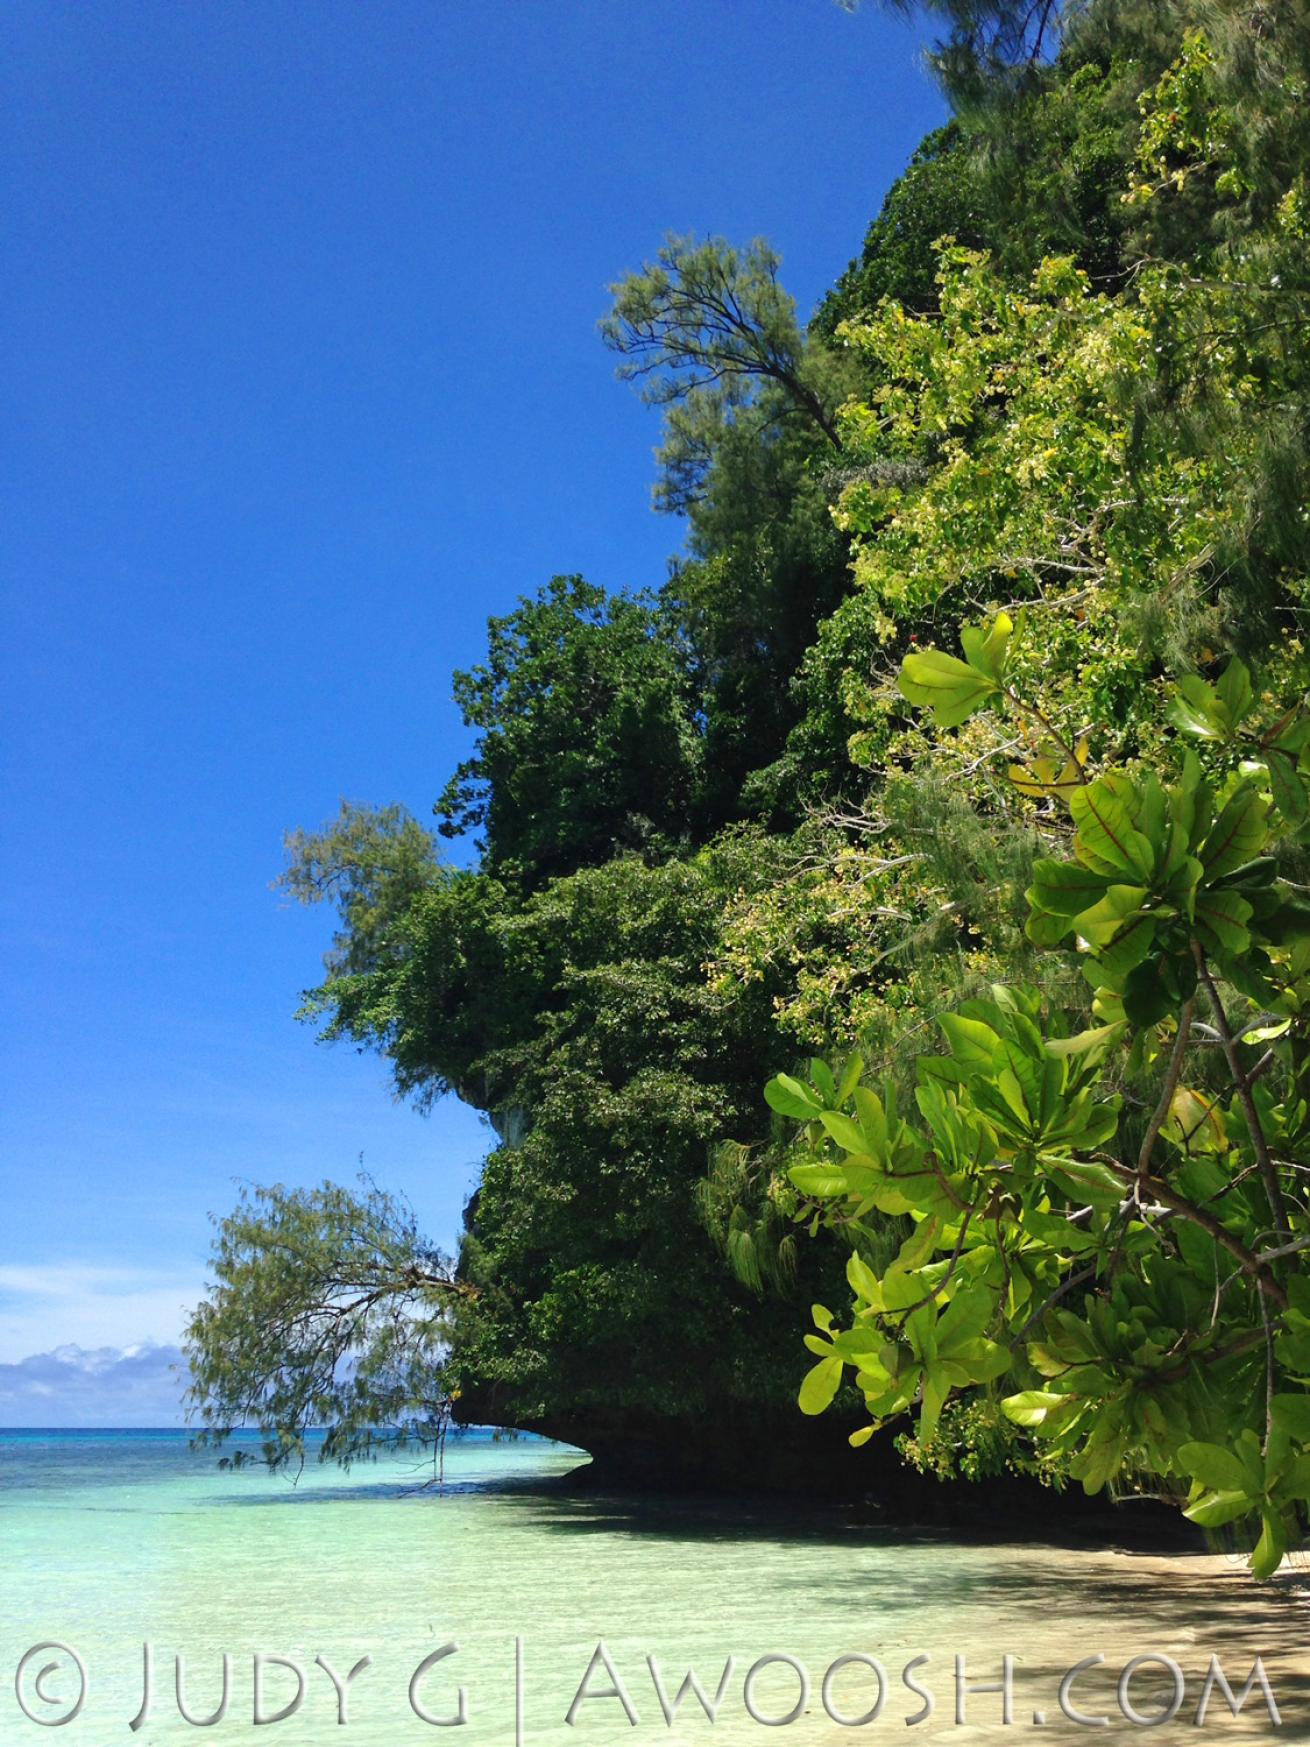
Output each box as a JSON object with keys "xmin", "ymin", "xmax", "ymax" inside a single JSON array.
[{"xmin": 898, "ymin": 649, "xmax": 1000, "ymax": 728}]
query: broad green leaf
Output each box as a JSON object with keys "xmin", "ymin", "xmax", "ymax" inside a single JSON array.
[
  {"xmin": 1078, "ymin": 1426, "xmax": 1124, "ymax": 1495},
  {"xmin": 938, "ymin": 1012, "xmax": 999, "ymax": 1072},
  {"xmin": 1045, "ymin": 1021, "xmax": 1125, "ymax": 1060},
  {"xmin": 1170, "ymin": 674, "xmax": 1225, "ymax": 740},
  {"xmin": 836, "ymin": 1052, "xmax": 865, "ymax": 1104},
  {"xmin": 1133, "ymin": 769, "xmax": 1169, "ymax": 848},
  {"xmin": 798, "ymin": 1356, "xmax": 843, "ymax": 1416},
  {"xmin": 1070, "ymin": 778, "xmax": 1156, "ymax": 880},
  {"xmin": 1026, "ymin": 907, "xmax": 1073, "ymax": 948},
  {"xmin": 1265, "ymin": 746, "xmax": 1308, "ymax": 824},
  {"xmin": 1091, "ymin": 912, "xmax": 1158, "ymax": 983},
  {"xmin": 846, "ymin": 1251, "xmax": 882, "ymax": 1304},
  {"xmin": 1073, "ymin": 885, "xmax": 1149, "ymax": 947},
  {"xmin": 1172, "ymin": 749, "xmax": 1208, "ymax": 843},
  {"xmin": 1177, "ymin": 1440, "xmax": 1247, "ymax": 1494},
  {"xmin": 809, "ymin": 1058, "xmax": 837, "ymax": 1104},
  {"xmin": 1164, "ymin": 1086, "xmax": 1227, "ymax": 1153},
  {"xmin": 1002, "ymin": 1389, "xmax": 1064, "ymax": 1427},
  {"xmin": 852, "ymin": 1087, "xmax": 888, "ymax": 1155},
  {"xmin": 959, "ymin": 611, "xmax": 1014, "ymax": 683},
  {"xmin": 1215, "ymin": 658, "xmax": 1253, "ymax": 726},
  {"xmin": 820, "ymin": 1110, "xmax": 868, "ymax": 1155},
  {"xmin": 1251, "ymin": 1509, "xmax": 1287, "ymax": 1581},
  {"xmin": 1028, "ymin": 859, "xmax": 1114, "ymax": 918},
  {"xmin": 935, "ymin": 1284, "xmax": 989, "ymax": 1348},
  {"xmin": 831, "ymin": 1324, "xmax": 884, "ymax": 1357},
  {"xmin": 1235, "ymin": 1429, "xmax": 1267, "ymax": 1496},
  {"xmin": 1120, "ymin": 958, "xmax": 1174, "ymax": 1029},
  {"xmin": 919, "ymin": 1368, "xmax": 949, "ymax": 1443},
  {"xmin": 870, "ymin": 1180, "xmax": 917, "ymax": 1217},
  {"xmin": 1066, "ymin": 1096, "xmax": 1121, "ymax": 1152},
  {"xmin": 1194, "ymin": 889, "xmax": 1253, "ymax": 954},
  {"xmin": 1270, "ymin": 1392, "xmax": 1310, "ymax": 1442},
  {"xmin": 1046, "ymin": 1156, "xmax": 1124, "ymax": 1204},
  {"xmin": 896, "ymin": 1215, "xmax": 940, "ymax": 1272},
  {"xmin": 1275, "ymin": 1453, "xmax": 1310, "ymax": 1501},
  {"xmin": 898, "ymin": 649, "xmax": 999, "ymax": 728},
  {"xmin": 998, "ymin": 1036, "xmax": 1051, "ymax": 1126},
  {"xmin": 765, "ymin": 1073, "xmax": 822, "ymax": 1120},
  {"xmin": 788, "ymin": 1162, "xmax": 849, "ymax": 1198},
  {"xmin": 947, "ymin": 1338, "xmax": 1010, "ymax": 1383},
  {"xmin": 1183, "ymin": 1489, "xmax": 1257, "ymax": 1529},
  {"xmin": 1202, "ymin": 785, "xmax": 1268, "ymax": 881},
  {"xmin": 1213, "ymin": 853, "xmax": 1278, "ymax": 891}
]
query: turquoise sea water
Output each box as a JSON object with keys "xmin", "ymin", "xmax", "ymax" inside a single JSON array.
[{"xmin": 0, "ymin": 1428, "xmax": 1303, "ymax": 1744}]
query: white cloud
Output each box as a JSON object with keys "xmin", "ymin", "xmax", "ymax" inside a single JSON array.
[
  {"xmin": 0, "ymin": 1341, "xmax": 188, "ymax": 1427},
  {"xmin": 0, "ymin": 1263, "xmax": 206, "ymax": 1363}
]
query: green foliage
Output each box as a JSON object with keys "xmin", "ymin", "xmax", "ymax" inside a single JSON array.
[
  {"xmin": 895, "ymin": 1394, "xmax": 1045, "ymax": 1483},
  {"xmin": 279, "ymin": 800, "xmax": 442, "ymax": 978},
  {"xmin": 815, "ymin": 126, "xmax": 987, "ymax": 331},
  {"xmin": 770, "ymin": 626, "xmax": 1310, "ymax": 1574},
  {"xmin": 819, "ymin": 13, "xmax": 1174, "ymax": 324},
  {"xmin": 185, "ymin": 1179, "xmax": 464, "ymax": 1470},
  {"xmin": 442, "ymin": 846, "xmax": 854, "ymax": 1428},
  {"xmin": 752, "ymin": 0, "xmax": 1310, "ymax": 1560},
  {"xmin": 837, "ymin": 0, "xmax": 1077, "ymax": 104},
  {"xmin": 600, "ymin": 235, "xmax": 862, "ymax": 816},
  {"xmin": 663, "ymin": 444, "xmax": 851, "ymax": 821},
  {"xmin": 435, "ymin": 576, "xmax": 702, "ymax": 883},
  {"xmin": 601, "ymin": 233, "xmax": 846, "ymax": 511},
  {"xmin": 899, "ymin": 609, "xmax": 1012, "ymax": 725},
  {"xmin": 274, "ymin": 815, "xmax": 851, "ymax": 1437}
]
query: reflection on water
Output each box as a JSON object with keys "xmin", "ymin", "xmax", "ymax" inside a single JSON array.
[{"xmin": 1, "ymin": 1429, "xmax": 1306, "ymax": 1744}]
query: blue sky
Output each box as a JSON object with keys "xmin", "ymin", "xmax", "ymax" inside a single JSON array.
[{"xmin": 0, "ymin": 0, "xmax": 945, "ymax": 1410}]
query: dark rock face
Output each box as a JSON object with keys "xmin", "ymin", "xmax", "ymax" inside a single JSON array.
[{"xmin": 452, "ymin": 1386, "xmax": 1200, "ymax": 1551}]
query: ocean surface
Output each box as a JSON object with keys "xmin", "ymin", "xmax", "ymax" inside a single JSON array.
[{"xmin": 1, "ymin": 1427, "xmax": 1305, "ymax": 1745}]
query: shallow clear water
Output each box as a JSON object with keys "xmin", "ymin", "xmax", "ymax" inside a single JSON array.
[{"xmin": 1, "ymin": 1429, "xmax": 1305, "ymax": 1744}]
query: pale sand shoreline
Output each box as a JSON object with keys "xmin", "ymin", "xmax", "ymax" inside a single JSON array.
[{"xmin": 806, "ymin": 1548, "xmax": 1310, "ymax": 1745}]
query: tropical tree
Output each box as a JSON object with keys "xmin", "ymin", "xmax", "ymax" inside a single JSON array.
[
  {"xmin": 435, "ymin": 575, "xmax": 701, "ymax": 884},
  {"xmin": 185, "ymin": 1179, "xmax": 467, "ymax": 1470},
  {"xmin": 601, "ymin": 233, "xmax": 847, "ymax": 509}
]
